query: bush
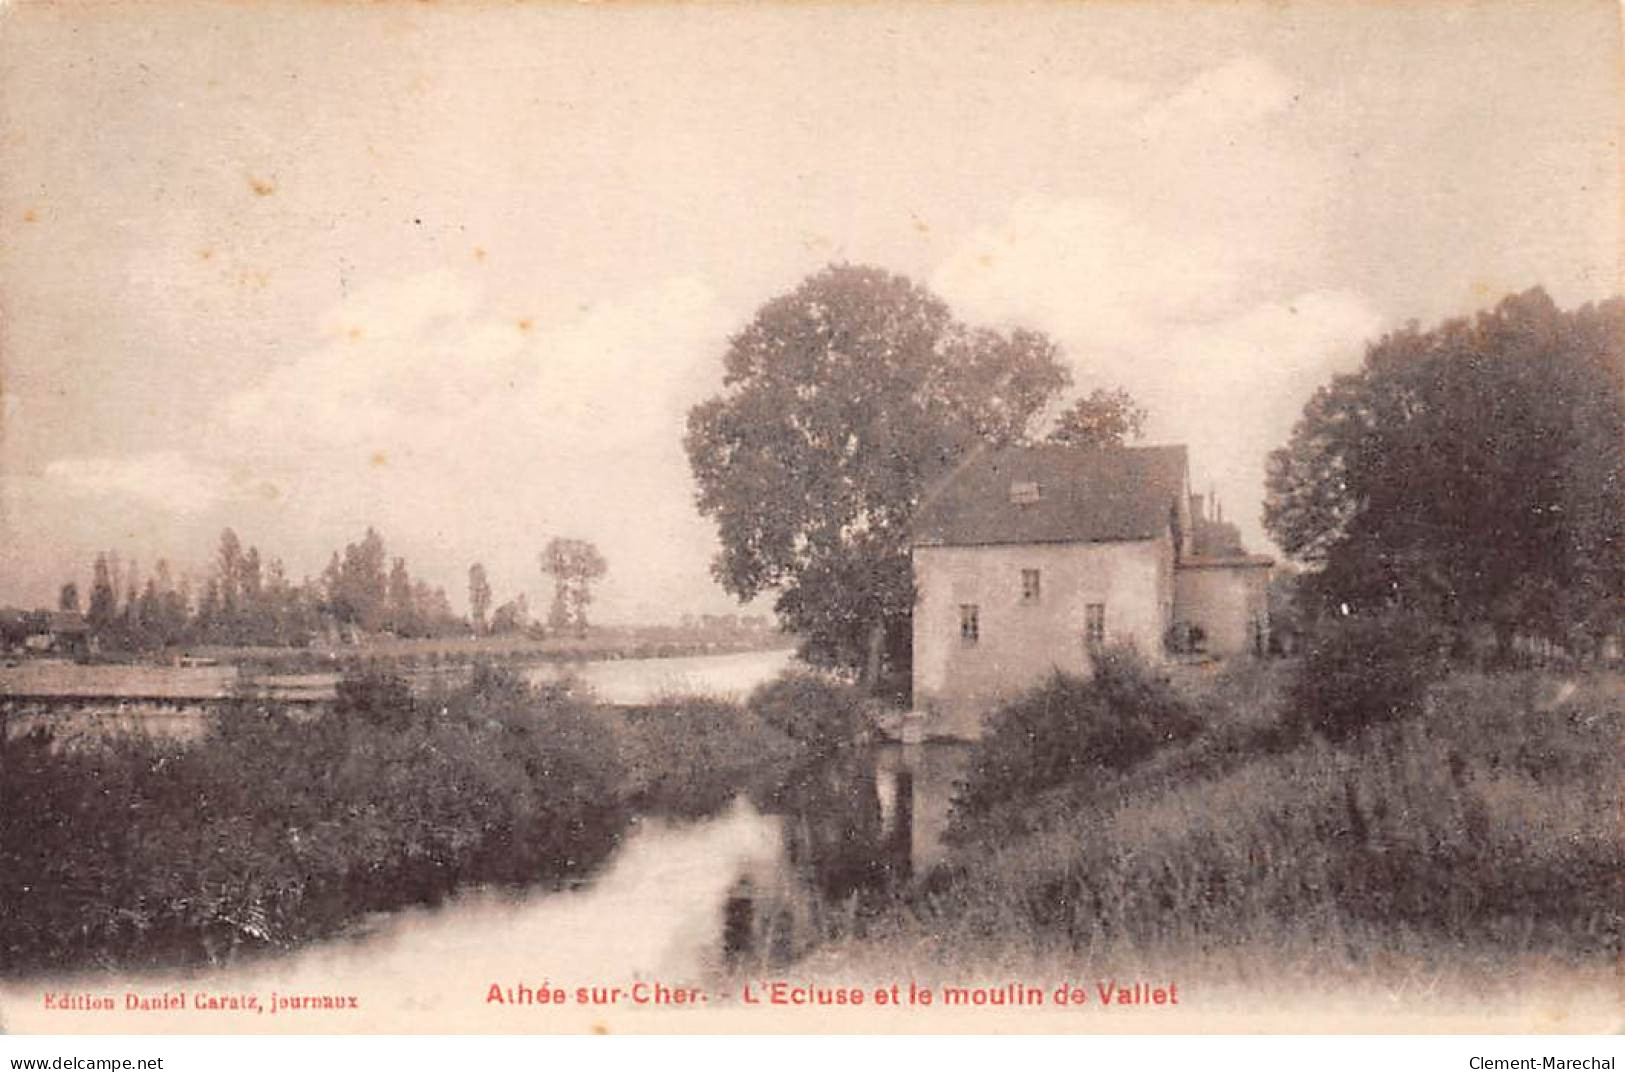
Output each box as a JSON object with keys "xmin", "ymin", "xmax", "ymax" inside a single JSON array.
[
  {"xmin": 0, "ymin": 671, "xmax": 629, "ymax": 976},
  {"xmin": 1289, "ymin": 610, "xmax": 1444, "ymax": 742},
  {"xmin": 617, "ymin": 695, "xmax": 801, "ymax": 818},
  {"xmin": 746, "ymin": 670, "xmax": 870, "ymax": 753},
  {"xmin": 899, "ymin": 668, "xmax": 1623, "ymax": 969},
  {"xmin": 952, "ymin": 646, "xmax": 1202, "ymax": 824},
  {"xmin": 333, "ymin": 667, "xmax": 416, "ymax": 729}
]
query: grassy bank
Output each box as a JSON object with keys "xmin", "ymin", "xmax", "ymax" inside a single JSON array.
[
  {"xmin": 0, "ymin": 666, "xmax": 869, "ymax": 977},
  {"xmin": 790, "ymin": 660, "xmax": 1623, "ymax": 985}
]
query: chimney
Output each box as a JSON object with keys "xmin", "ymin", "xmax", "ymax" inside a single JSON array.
[{"xmin": 1189, "ymin": 493, "xmax": 1204, "ymax": 522}]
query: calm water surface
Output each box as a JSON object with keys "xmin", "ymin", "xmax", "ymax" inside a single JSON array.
[
  {"xmin": 0, "ymin": 742, "xmax": 967, "ymax": 1031},
  {"xmin": 526, "ymin": 646, "xmax": 799, "ymax": 704},
  {"xmin": 0, "ymin": 648, "xmax": 969, "ymax": 1029}
]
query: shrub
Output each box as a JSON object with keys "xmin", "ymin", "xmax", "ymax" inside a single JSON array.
[
  {"xmin": 1288, "ymin": 610, "xmax": 1444, "ymax": 742},
  {"xmin": 0, "ymin": 671, "xmax": 629, "ymax": 976},
  {"xmin": 901, "ymin": 667, "xmax": 1623, "ymax": 969},
  {"xmin": 952, "ymin": 646, "xmax": 1201, "ymax": 824},
  {"xmin": 746, "ymin": 670, "xmax": 870, "ymax": 752},
  {"xmin": 617, "ymin": 695, "xmax": 801, "ymax": 818},
  {"xmin": 334, "ymin": 667, "xmax": 416, "ymax": 729}
]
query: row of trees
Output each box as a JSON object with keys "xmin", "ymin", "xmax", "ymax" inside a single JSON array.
[
  {"xmin": 62, "ymin": 530, "xmax": 610, "ymax": 651},
  {"xmin": 1264, "ymin": 288, "xmax": 1623, "ymax": 661},
  {"xmin": 63, "ymin": 529, "xmax": 469, "ymax": 650}
]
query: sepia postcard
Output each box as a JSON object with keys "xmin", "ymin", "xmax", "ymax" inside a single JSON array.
[{"xmin": 0, "ymin": 0, "xmax": 1621, "ymax": 1039}]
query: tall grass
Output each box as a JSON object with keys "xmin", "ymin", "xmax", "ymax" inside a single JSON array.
[{"xmin": 891, "ymin": 667, "xmax": 1622, "ymax": 974}]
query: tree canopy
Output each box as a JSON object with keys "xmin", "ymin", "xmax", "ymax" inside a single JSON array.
[
  {"xmin": 540, "ymin": 537, "xmax": 607, "ymax": 635},
  {"xmin": 1048, "ymin": 387, "xmax": 1147, "ymax": 448},
  {"xmin": 1264, "ymin": 288, "xmax": 1624, "ymax": 657},
  {"xmin": 684, "ymin": 263, "xmax": 1079, "ymax": 690}
]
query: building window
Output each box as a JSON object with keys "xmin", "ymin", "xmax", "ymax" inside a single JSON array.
[
  {"xmin": 1009, "ymin": 480, "xmax": 1041, "ymax": 505},
  {"xmin": 1021, "ymin": 569, "xmax": 1041, "ymax": 603},
  {"xmin": 959, "ymin": 604, "xmax": 980, "ymax": 644},
  {"xmin": 1085, "ymin": 603, "xmax": 1105, "ymax": 649}
]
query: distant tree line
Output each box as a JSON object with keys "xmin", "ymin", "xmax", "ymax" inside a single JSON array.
[{"xmin": 57, "ymin": 528, "xmax": 611, "ymax": 652}]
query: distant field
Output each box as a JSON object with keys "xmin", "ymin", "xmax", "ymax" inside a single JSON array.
[
  {"xmin": 187, "ymin": 625, "xmax": 790, "ymax": 670},
  {"xmin": 0, "ymin": 660, "xmax": 238, "ymax": 699}
]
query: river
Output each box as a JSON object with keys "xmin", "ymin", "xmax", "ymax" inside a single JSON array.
[
  {"xmin": 527, "ymin": 646, "xmax": 799, "ymax": 704},
  {"xmin": 0, "ymin": 646, "xmax": 970, "ymax": 1032},
  {"xmin": 0, "ymin": 743, "xmax": 967, "ymax": 1032}
]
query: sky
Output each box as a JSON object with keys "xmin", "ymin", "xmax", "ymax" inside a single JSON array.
[{"xmin": 0, "ymin": 0, "xmax": 1619, "ymax": 623}]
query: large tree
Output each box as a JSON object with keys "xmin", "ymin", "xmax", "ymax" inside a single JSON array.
[
  {"xmin": 684, "ymin": 263, "xmax": 1073, "ymax": 690},
  {"xmin": 1264, "ymin": 288, "xmax": 1625, "ymax": 658}
]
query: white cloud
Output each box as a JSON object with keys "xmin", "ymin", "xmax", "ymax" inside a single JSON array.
[
  {"xmin": 934, "ymin": 194, "xmax": 1246, "ymax": 353},
  {"xmin": 1137, "ymin": 56, "xmax": 1294, "ymax": 141},
  {"xmin": 932, "ymin": 56, "xmax": 1378, "ymax": 549},
  {"xmin": 44, "ymin": 452, "xmax": 235, "ymax": 516},
  {"xmin": 206, "ymin": 270, "xmax": 738, "ymax": 618}
]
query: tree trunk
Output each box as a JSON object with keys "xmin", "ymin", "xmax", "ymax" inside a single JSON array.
[{"xmin": 863, "ymin": 619, "xmax": 885, "ymax": 693}]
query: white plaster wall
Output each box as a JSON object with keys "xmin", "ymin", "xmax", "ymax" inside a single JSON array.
[
  {"xmin": 1173, "ymin": 566, "xmax": 1270, "ymax": 656},
  {"xmin": 912, "ymin": 538, "xmax": 1169, "ymax": 738}
]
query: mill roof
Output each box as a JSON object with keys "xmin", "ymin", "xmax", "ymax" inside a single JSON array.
[{"xmin": 913, "ymin": 443, "xmax": 1189, "ymax": 548}]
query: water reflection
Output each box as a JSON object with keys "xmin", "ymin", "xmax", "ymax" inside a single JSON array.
[
  {"xmin": 718, "ymin": 742, "xmax": 966, "ymax": 970},
  {"xmin": 526, "ymin": 648, "xmax": 798, "ymax": 705},
  {"xmin": 0, "ymin": 743, "xmax": 966, "ymax": 1031}
]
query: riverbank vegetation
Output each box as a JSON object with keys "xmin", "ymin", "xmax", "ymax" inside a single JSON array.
[
  {"xmin": 0, "ymin": 665, "xmax": 871, "ymax": 978},
  {"xmin": 794, "ymin": 641, "xmax": 1621, "ymax": 985}
]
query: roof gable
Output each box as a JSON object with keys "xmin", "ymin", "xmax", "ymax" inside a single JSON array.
[{"xmin": 913, "ymin": 443, "xmax": 1189, "ymax": 548}]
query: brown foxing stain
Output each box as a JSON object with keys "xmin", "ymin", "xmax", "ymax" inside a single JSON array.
[
  {"xmin": 369, "ymin": 450, "xmax": 388, "ymax": 468},
  {"xmin": 258, "ymin": 482, "xmax": 280, "ymax": 502},
  {"xmin": 590, "ymin": 1023, "xmax": 609, "ymax": 1035},
  {"xmin": 347, "ymin": 326, "xmax": 364, "ymax": 342},
  {"xmin": 21, "ymin": 208, "xmax": 38, "ymax": 223},
  {"xmin": 198, "ymin": 248, "xmax": 214, "ymax": 261},
  {"xmin": 473, "ymin": 246, "xmax": 487, "ymax": 263},
  {"xmin": 249, "ymin": 177, "xmax": 277, "ymax": 197},
  {"xmin": 912, "ymin": 214, "xmax": 929, "ymax": 234},
  {"xmin": 517, "ymin": 318, "xmax": 533, "ymax": 333},
  {"xmin": 978, "ymin": 252, "xmax": 996, "ymax": 269}
]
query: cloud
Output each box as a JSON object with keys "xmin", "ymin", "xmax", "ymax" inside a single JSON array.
[
  {"xmin": 44, "ymin": 452, "xmax": 235, "ymax": 515},
  {"xmin": 934, "ymin": 194, "xmax": 1246, "ymax": 353},
  {"xmin": 1137, "ymin": 56, "xmax": 1294, "ymax": 141},
  {"xmin": 206, "ymin": 270, "xmax": 739, "ymax": 618},
  {"xmin": 932, "ymin": 57, "xmax": 1379, "ymax": 547},
  {"xmin": 936, "ymin": 189, "xmax": 1380, "ymax": 543}
]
